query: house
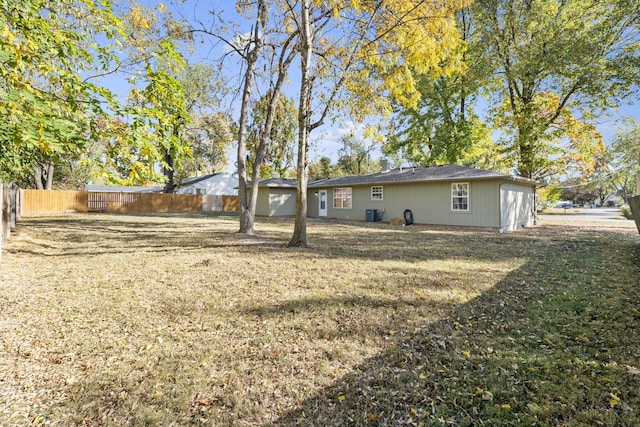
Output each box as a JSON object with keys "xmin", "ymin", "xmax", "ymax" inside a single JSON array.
[
  {"xmin": 256, "ymin": 165, "xmax": 539, "ymax": 232},
  {"xmin": 254, "ymin": 178, "xmax": 298, "ymax": 217},
  {"xmin": 597, "ymin": 194, "xmax": 622, "ymax": 207},
  {"xmin": 175, "ymin": 173, "xmax": 238, "ymax": 196},
  {"xmin": 85, "ymin": 174, "xmax": 240, "ymax": 212},
  {"xmin": 175, "ymin": 173, "xmax": 239, "ymax": 212}
]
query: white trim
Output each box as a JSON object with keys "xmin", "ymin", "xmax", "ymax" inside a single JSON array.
[
  {"xmin": 371, "ymin": 185, "xmax": 383, "ymax": 201},
  {"xmin": 451, "ymin": 182, "xmax": 469, "ymax": 212},
  {"xmin": 318, "ymin": 190, "xmax": 328, "ymax": 216},
  {"xmin": 333, "ymin": 187, "xmax": 352, "ymax": 209}
]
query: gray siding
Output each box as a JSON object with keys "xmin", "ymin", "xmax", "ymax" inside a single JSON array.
[
  {"xmin": 308, "ymin": 190, "xmax": 319, "ymax": 217},
  {"xmin": 255, "ymin": 187, "xmax": 296, "ymax": 216},
  {"xmin": 255, "ymin": 188, "xmax": 270, "ymax": 216},
  {"xmin": 257, "ymin": 177, "xmax": 537, "ymax": 230},
  {"xmin": 311, "ymin": 180, "xmax": 503, "ymax": 228},
  {"xmin": 268, "ymin": 188, "xmax": 296, "ymax": 216},
  {"xmin": 500, "ymin": 183, "xmax": 535, "ymax": 231}
]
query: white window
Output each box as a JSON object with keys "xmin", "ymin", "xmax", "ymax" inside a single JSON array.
[
  {"xmin": 451, "ymin": 182, "xmax": 469, "ymax": 211},
  {"xmin": 333, "ymin": 188, "xmax": 352, "ymax": 209},
  {"xmin": 371, "ymin": 186, "xmax": 383, "ymax": 201}
]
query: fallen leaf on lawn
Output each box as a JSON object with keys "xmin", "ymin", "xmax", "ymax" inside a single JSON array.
[
  {"xmin": 198, "ymin": 398, "xmax": 212, "ymax": 407},
  {"xmin": 482, "ymin": 390, "xmax": 494, "ymax": 402},
  {"xmin": 609, "ymin": 393, "xmax": 620, "ymax": 407},
  {"xmin": 627, "ymin": 366, "xmax": 640, "ymax": 375}
]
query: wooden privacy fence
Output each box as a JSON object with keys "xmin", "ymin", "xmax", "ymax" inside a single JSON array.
[
  {"xmin": 22, "ymin": 189, "xmax": 88, "ymax": 214},
  {"xmin": 21, "ymin": 190, "xmax": 239, "ymax": 215}
]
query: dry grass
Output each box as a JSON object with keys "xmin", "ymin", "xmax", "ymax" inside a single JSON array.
[{"xmin": 0, "ymin": 213, "xmax": 638, "ymax": 426}]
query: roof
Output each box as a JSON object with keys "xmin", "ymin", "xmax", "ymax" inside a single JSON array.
[
  {"xmin": 257, "ymin": 178, "xmax": 297, "ymax": 188},
  {"xmin": 177, "ymin": 173, "xmax": 223, "ymax": 187},
  {"xmin": 307, "ymin": 165, "xmax": 538, "ymax": 188},
  {"xmin": 84, "ymin": 185, "xmax": 162, "ymax": 193}
]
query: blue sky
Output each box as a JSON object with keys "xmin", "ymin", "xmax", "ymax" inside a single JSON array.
[{"xmin": 110, "ymin": 1, "xmax": 639, "ymax": 174}]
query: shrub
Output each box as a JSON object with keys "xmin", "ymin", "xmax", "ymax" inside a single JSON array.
[{"xmin": 620, "ymin": 204, "xmax": 634, "ymax": 219}]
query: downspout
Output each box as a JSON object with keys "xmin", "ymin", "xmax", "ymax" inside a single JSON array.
[
  {"xmin": 499, "ymin": 183, "xmax": 504, "ymax": 233},
  {"xmin": 533, "ymin": 185, "xmax": 538, "ymax": 226}
]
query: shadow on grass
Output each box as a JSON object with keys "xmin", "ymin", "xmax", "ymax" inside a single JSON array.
[
  {"xmin": 267, "ymin": 238, "xmax": 640, "ymax": 426},
  {"xmin": 9, "ymin": 213, "xmax": 264, "ymax": 257}
]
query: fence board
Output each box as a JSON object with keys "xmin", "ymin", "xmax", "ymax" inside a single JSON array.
[
  {"xmin": 22, "ymin": 190, "xmax": 88, "ymax": 214},
  {"xmin": 22, "ymin": 190, "xmax": 208, "ymax": 214},
  {"xmin": 1, "ymin": 183, "xmax": 4, "ymax": 246},
  {"xmin": 21, "ymin": 190, "xmax": 239, "ymax": 215},
  {"xmin": 222, "ymin": 195, "xmax": 239, "ymax": 212},
  {"xmin": 2, "ymin": 184, "xmax": 10, "ymax": 241}
]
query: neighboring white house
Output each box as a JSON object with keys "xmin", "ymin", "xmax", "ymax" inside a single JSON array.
[
  {"xmin": 84, "ymin": 173, "xmax": 240, "ymax": 212},
  {"xmin": 599, "ymin": 194, "xmax": 622, "ymax": 207},
  {"xmin": 175, "ymin": 173, "xmax": 238, "ymax": 196},
  {"xmin": 175, "ymin": 173, "xmax": 239, "ymax": 212}
]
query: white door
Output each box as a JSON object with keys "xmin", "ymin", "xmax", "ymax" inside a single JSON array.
[{"xmin": 318, "ymin": 190, "xmax": 328, "ymax": 216}]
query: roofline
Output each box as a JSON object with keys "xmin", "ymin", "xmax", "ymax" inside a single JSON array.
[
  {"xmin": 307, "ymin": 175, "xmax": 539, "ymax": 188},
  {"xmin": 177, "ymin": 172, "xmax": 235, "ymax": 186},
  {"xmin": 258, "ymin": 184, "xmax": 297, "ymax": 188}
]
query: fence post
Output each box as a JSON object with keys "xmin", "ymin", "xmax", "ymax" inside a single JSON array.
[
  {"xmin": 10, "ymin": 184, "xmax": 17, "ymax": 229},
  {"xmin": 628, "ymin": 195, "xmax": 640, "ymax": 236},
  {"xmin": 2, "ymin": 183, "xmax": 9, "ymax": 242},
  {"xmin": 16, "ymin": 188, "xmax": 22, "ymax": 220},
  {"xmin": 0, "ymin": 182, "xmax": 3, "ymax": 257}
]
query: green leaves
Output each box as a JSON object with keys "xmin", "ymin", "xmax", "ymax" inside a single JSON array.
[
  {"xmin": 475, "ymin": 0, "xmax": 640, "ymax": 179},
  {"xmin": 0, "ymin": 0, "xmax": 124, "ymax": 183}
]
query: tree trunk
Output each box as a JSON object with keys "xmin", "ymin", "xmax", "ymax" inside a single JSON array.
[
  {"xmin": 0, "ymin": 182, "xmax": 3, "ymax": 255},
  {"xmin": 2, "ymin": 184, "xmax": 10, "ymax": 242},
  {"xmin": 33, "ymin": 165, "xmax": 44, "ymax": 189},
  {"xmin": 9, "ymin": 184, "xmax": 17, "ymax": 230},
  {"xmin": 33, "ymin": 161, "xmax": 54, "ymax": 189},
  {"xmin": 636, "ymin": 151, "xmax": 640, "ymax": 196},
  {"xmin": 44, "ymin": 161, "xmax": 54, "ymax": 189},
  {"xmin": 288, "ymin": 0, "xmax": 313, "ymax": 248},
  {"xmin": 236, "ymin": 2, "xmax": 266, "ymax": 235},
  {"xmin": 163, "ymin": 150, "xmax": 175, "ymax": 193}
]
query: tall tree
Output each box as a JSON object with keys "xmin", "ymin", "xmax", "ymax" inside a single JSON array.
[
  {"xmin": 607, "ymin": 117, "xmax": 640, "ymax": 200},
  {"xmin": 179, "ymin": 112, "xmax": 233, "ymax": 180},
  {"xmin": 247, "ymin": 92, "xmax": 298, "ymax": 178},
  {"xmin": 309, "ymin": 156, "xmax": 335, "ymax": 179},
  {"xmin": 101, "ymin": 3, "xmax": 192, "ymax": 190},
  {"xmin": 0, "ymin": 0, "xmax": 124, "ymax": 185},
  {"xmin": 385, "ymin": 7, "xmax": 500, "ymax": 170},
  {"xmin": 233, "ymin": 0, "xmax": 266, "ymax": 234},
  {"xmin": 474, "ymin": 0, "xmax": 640, "ymax": 180},
  {"xmin": 176, "ymin": 63, "xmax": 232, "ymax": 181},
  {"xmin": 191, "ymin": 0, "xmax": 301, "ymax": 234},
  {"xmin": 287, "ymin": 0, "xmax": 470, "ymax": 247},
  {"xmin": 336, "ymin": 132, "xmax": 375, "ymax": 176}
]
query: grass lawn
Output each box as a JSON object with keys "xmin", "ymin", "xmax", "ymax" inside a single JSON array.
[{"xmin": 1, "ymin": 213, "xmax": 639, "ymax": 426}]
